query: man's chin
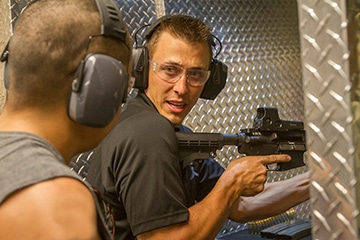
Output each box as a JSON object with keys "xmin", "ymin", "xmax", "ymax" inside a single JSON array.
[{"xmin": 165, "ymin": 114, "xmax": 184, "ymax": 126}]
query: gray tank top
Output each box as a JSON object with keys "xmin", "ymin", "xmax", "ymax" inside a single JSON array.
[{"xmin": 0, "ymin": 132, "xmax": 113, "ymax": 239}]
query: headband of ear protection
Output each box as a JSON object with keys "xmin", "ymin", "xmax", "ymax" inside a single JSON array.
[
  {"xmin": 0, "ymin": 0, "xmax": 130, "ymax": 128},
  {"xmin": 132, "ymin": 14, "xmax": 228, "ymax": 100}
]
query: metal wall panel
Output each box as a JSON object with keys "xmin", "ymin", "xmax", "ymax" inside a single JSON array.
[{"xmin": 297, "ymin": 0, "xmax": 360, "ymax": 239}]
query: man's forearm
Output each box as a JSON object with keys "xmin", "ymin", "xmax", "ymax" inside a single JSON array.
[
  {"xmin": 137, "ymin": 182, "xmax": 236, "ymax": 240},
  {"xmin": 137, "ymin": 155, "xmax": 293, "ymax": 240},
  {"xmin": 228, "ymin": 172, "xmax": 310, "ymax": 223}
]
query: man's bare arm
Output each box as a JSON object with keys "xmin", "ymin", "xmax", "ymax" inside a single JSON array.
[
  {"xmin": 0, "ymin": 177, "xmax": 100, "ymax": 240},
  {"xmin": 229, "ymin": 171, "xmax": 310, "ymax": 223}
]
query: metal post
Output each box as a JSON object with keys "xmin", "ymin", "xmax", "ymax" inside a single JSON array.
[{"xmin": 297, "ymin": 0, "xmax": 360, "ymax": 238}]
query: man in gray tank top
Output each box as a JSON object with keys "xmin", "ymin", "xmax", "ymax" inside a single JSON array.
[{"xmin": 0, "ymin": 0, "xmax": 132, "ymax": 239}]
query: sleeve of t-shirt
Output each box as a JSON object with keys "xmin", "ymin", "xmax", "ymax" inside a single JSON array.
[
  {"xmin": 110, "ymin": 112, "xmax": 189, "ymax": 236},
  {"xmin": 196, "ymin": 158, "xmax": 225, "ymax": 201},
  {"xmin": 178, "ymin": 124, "xmax": 225, "ymax": 202}
]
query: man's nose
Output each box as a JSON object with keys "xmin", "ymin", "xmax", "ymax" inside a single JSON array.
[{"xmin": 173, "ymin": 72, "xmax": 188, "ymax": 95}]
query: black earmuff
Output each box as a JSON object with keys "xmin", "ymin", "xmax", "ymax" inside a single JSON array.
[
  {"xmin": 203, "ymin": 59, "xmax": 228, "ymax": 100},
  {"xmin": 132, "ymin": 14, "xmax": 228, "ymax": 100},
  {"xmin": 132, "ymin": 46, "xmax": 149, "ymax": 89}
]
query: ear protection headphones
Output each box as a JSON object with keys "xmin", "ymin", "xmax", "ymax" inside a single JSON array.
[
  {"xmin": 68, "ymin": 0, "xmax": 130, "ymax": 128},
  {"xmin": 132, "ymin": 14, "xmax": 228, "ymax": 100},
  {"xmin": 0, "ymin": 41, "xmax": 9, "ymax": 90},
  {"xmin": 0, "ymin": 0, "xmax": 130, "ymax": 128}
]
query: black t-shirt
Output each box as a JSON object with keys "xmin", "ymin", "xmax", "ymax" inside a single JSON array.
[{"xmin": 86, "ymin": 91, "xmax": 224, "ymax": 239}]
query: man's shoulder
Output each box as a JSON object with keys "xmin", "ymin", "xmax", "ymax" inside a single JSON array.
[
  {"xmin": 21, "ymin": 177, "xmax": 91, "ymax": 199},
  {"xmin": 117, "ymin": 95, "xmax": 173, "ymax": 133},
  {"xmin": 96, "ymin": 92, "xmax": 176, "ymax": 154},
  {"xmin": 1, "ymin": 177, "xmax": 95, "ymax": 216},
  {"xmin": 0, "ymin": 177, "xmax": 99, "ymax": 239},
  {"xmin": 109, "ymin": 108, "xmax": 174, "ymax": 145},
  {"xmin": 0, "ymin": 132, "xmax": 83, "ymax": 203},
  {"xmin": 121, "ymin": 95, "xmax": 161, "ymax": 119}
]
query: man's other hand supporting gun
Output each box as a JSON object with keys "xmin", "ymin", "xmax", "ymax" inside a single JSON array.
[{"xmin": 177, "ymin": 107, "xmax": 307, "ymax": 171}]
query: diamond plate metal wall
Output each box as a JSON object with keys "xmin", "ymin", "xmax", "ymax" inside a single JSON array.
[
  {"xmin": 297, "ymin": 0, "xmax": 360, "ymax": 239},
  {"xmin": 116, "ymin": 0, "xmax": 157, "ymax": 42},
  {"xmin": 8, "ymin": 0, "xmax": 33, "ymax": 29}
]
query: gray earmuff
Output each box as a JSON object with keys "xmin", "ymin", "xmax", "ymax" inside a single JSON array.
[
  {"xmin": 1, "ymin": 0, "xmax": 130, "ymax": 127},
  {"xmin": 68, "ymin": 54, "xmax": 128, "ymax": 127},
  {"xmin": 67, "ymin": 0, "xmax": 130, "ymax": 127}
]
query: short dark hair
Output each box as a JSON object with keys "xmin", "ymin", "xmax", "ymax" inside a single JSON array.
[
  {"xmin": 8, "ymin": 0, "xmax": 130, "ymax": 109},
  {"xmin": 146, "ymin": 14, "xmax": 213, "ymax": 60}
]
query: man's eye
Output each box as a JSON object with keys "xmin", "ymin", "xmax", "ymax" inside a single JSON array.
[
  {"xmin": 161, "ymin": 65, "xmax": 180, "ymax": 75},
  {"xmin": 188, "ymin": 70, "xmax": 203, "ymax": 79}
]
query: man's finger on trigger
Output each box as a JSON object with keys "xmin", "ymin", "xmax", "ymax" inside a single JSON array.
[
  {"xmin": 274, "ymin": 154, "xmax": 291, "ymax": 162},
  {"xmin": 261, "ymin": 154, "xmax": 291, "ymax": 165}
]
